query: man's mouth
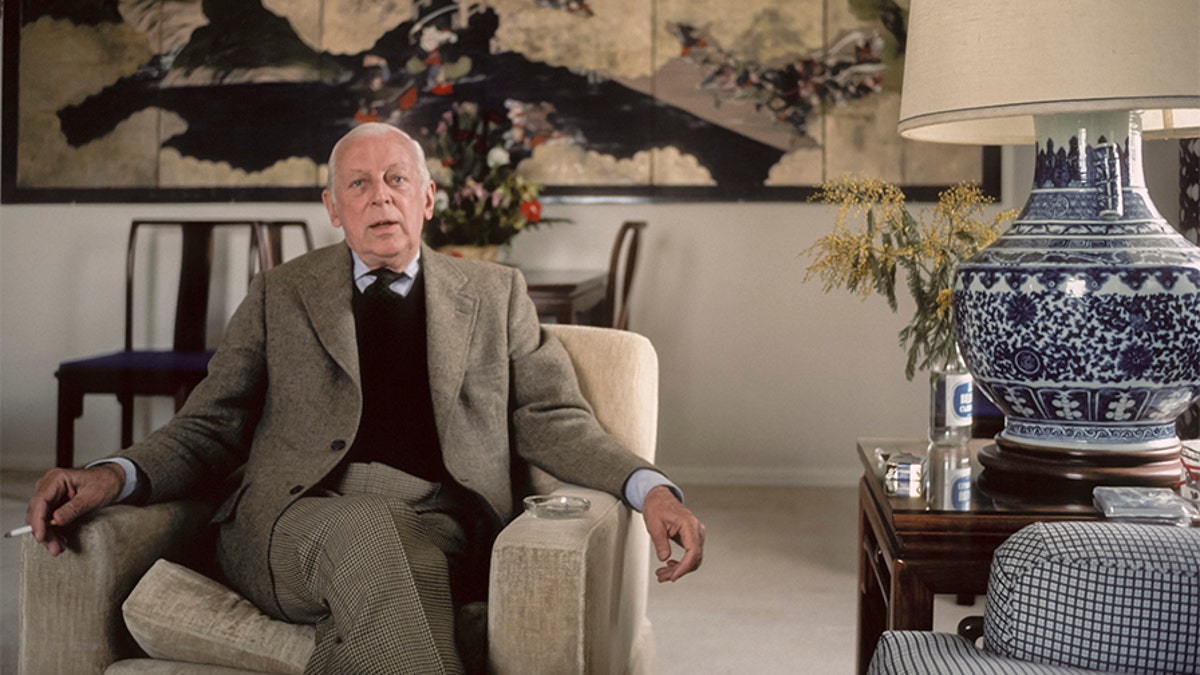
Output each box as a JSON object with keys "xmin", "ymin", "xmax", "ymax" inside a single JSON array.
[{"xmin": 370, "ymin": 220, "xmax": 400, "ymax": 229}]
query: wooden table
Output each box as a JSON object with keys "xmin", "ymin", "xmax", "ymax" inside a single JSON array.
[
  {"xmin": 856, "ymin": 438, "xmax": 1101, "ymax": 674},
  {"xmin": 522, "ymin": 268, "xmax": 607, "ymax": 326}
]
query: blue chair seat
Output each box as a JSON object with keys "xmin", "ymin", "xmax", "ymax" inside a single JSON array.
[{"xmin": 57, "ymin": 350, "xmax": 215, "ymax": 392}]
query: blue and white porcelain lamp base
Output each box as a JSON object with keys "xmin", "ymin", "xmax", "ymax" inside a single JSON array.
[{"xmin": 954, "ymin": 111, "xmax": 1200, "ymax": 489}]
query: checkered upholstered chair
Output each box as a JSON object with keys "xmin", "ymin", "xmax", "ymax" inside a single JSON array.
[
  {"xmin": 868, "ymin": 520, "xmax": 1200, "ymax": 675},
  {"xmin": 20, "ymin": 325, "xmax": 660, "ymax": 675}
]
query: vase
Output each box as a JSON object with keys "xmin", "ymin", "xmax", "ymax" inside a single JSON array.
[
  {"xmin": 437, "ymin": 245, "xmax": 501, "ymax": 262},
  {"xmin": 953, "ymin": 110, "xmax": 1200, "ymax": 489}
]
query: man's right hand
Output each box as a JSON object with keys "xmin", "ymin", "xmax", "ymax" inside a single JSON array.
[{"xmin": 25, "ymin": 464, "xmax": 125, "ymax": 556}]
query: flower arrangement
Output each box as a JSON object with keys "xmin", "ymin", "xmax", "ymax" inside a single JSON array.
[
  {"xmin": 422, "ymin": 102, "xmax": 562, "ymax": 249},
  {"xmin": 802, "ymin": 176, "xmax": 1017, "ymax": 380}
]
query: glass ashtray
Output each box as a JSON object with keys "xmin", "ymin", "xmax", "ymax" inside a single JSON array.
[{"xmin": 523, "ymin": 495, "xmax": 591, "ymax": 519}]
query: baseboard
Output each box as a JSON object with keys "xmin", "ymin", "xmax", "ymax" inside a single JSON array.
[{"xmin": 658, "ymin": 465, "xmax": 860, "ymax": 487}]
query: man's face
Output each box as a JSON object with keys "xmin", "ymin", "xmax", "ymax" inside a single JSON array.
[{"xmin": 322, "ymin": 131, "xmax": 435, "ymax": 271}]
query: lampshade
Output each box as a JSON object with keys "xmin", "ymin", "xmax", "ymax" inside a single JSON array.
[{"xmin": 898, "ymin": 0, "xmax": 1200, "ymax": 145}]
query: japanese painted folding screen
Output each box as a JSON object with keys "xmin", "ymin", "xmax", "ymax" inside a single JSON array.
[{"xmin": 1, "ymin": 0, "xmax": 996, "ymax": 202}]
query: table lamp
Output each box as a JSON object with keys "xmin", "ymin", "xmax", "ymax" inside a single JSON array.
[{"xmin": 898, "ymin": 0, "xmax": 1200, "ymax": 493}]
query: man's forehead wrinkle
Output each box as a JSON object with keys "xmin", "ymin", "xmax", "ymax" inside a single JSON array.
[{"xmin": 341, "ymin": 162, "xmax": 409, "ymax": 177}]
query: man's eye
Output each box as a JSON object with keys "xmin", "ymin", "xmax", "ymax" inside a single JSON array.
[
  {"xmin": 350, "ymin": 179, "xmax": 364, "ymax": 188},
  {"xmin": 390, "ymin": 175, "xmax": 405, "ymax": 184}
]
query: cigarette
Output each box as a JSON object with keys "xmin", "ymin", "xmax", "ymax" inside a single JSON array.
[{"xmin": 4, "ymin": 525, "xmax": 33, "ymax": 538}]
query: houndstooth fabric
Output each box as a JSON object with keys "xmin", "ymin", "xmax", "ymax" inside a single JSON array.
[
  {"xmin": 269, "ymin": 462, "xmax": 475, "ymax": 675},
  {"xmin": 984, "ymin": 521, "xmax": 1200, "ymax": 674},
  {"xmin": 868, "ymin": 631, "xmax": 1101, "ymax": 674}
]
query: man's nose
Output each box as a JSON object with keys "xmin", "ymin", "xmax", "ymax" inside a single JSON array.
[{"xmin": 370, "ymin": 179, "xmax": 392, "ymax": 205}]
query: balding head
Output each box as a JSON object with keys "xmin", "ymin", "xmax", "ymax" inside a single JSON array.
[{"xmin": 326, "ymin": 123, "xmax": 432, "ymax": 200}]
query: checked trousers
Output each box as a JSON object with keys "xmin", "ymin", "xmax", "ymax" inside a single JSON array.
[{"xmin": 269, "ymin": 462, "xmax": 477, "ymax": 675}]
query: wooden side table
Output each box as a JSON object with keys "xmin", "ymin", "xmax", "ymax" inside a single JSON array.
[
  {"xmin": 855, "ymin": 438, "xmax": 1100, "ymax": 674},
  {"xmin": 522, "ymin": 268, "xmax": 607, "ymax": 325}
]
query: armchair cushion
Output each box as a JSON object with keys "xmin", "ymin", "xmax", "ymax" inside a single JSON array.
[
  {"xmin": 121, "ymin": 559, "xmax": 313, "ymax": 674},
  {"xmin": 105, "ymin": 660, "xmax": 266, "ymax": 674}
]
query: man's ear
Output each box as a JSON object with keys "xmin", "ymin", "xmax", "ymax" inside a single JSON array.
[{"xmin": 423, "ymin": 181, "xmax": 437, "ymax": 221}]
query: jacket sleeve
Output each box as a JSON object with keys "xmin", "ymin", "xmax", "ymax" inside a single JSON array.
[{"xmin": 504, "ymin": 269, "xmax": 655, "ymax": 497}]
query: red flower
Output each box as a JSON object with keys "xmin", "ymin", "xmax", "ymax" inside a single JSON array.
[
  {"xmin": 520, "ymin": 200, "xmax": 542, "ymax": 223},
  {"xmin": 399, "ymin": 87, "xmax": 419, "ymax": 111}
]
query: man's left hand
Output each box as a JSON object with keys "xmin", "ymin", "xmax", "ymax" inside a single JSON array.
[{"xmin": 642, "ymin": 485, "xmax": 705, "ymax": 582}]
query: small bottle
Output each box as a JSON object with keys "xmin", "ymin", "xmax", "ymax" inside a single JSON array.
[
  {"xmin": 924, "ymin": 439, "xmax": 972, "ymax": 510},
  {"xmin": 929, "ymin": 347, "xmax": 974, "ymax": 445},
  {"xmin": 925, "ymin": 346, "xmax": 973, "ymax": 509}
]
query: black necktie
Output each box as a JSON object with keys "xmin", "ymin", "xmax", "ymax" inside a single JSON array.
[{"xmin": 366, "ymin": 267, "xmax": 405, "ymax": 298}]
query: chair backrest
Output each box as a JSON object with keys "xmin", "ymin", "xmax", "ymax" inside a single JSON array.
[
  {"xmin": 518, "ymin": 324, "xmax": 659, "ymax": 496},
  {"xmin": 605, "ymin": 221, "xmax": 647, "ymax": 330},
  {"xmin": 251, "ymin": 220, "xmax": 315, "ymax": 270},
  {"xmin": 543, "ymin": 324, "xmax": 658, "ymax": 462},
  {"xmin": 124, "ymin": 220, "xmax": 311, "ymax": 352}
]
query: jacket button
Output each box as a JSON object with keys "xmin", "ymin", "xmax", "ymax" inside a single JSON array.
[
  {"xmin": 289, "ymin": 485, "xmax": 304, "ymax": 495},
  {"xmin": 331, "ymin": 440, "xmax": 346, "ymax": 451}
]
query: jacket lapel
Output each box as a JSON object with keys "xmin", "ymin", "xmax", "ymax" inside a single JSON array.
[
  {"xmin": 421, "ymin": 245, "xmax": 480, "ymax": 442},
  {"xmin": 294, "ymin": 243, "xmax": 479, "ymax": 442},
  {"xmin": 297, "ymin": 243, "xmax": 360, "ymax": 386}
]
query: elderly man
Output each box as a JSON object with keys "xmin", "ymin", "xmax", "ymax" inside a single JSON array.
[{"xmin": 25, "ymin": 122, "xmax": 704, "ymax": 674}]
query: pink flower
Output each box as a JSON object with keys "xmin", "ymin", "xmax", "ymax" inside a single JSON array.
[{"xmin": 460, "ymin": 180, "xmax": 486, "ymax": 202}]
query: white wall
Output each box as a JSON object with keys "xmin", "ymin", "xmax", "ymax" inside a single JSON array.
[{"xmin": 0, "ymin": 142, "xmax": 1185, "ymax": 485}]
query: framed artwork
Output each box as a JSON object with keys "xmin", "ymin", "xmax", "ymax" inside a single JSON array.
[{"xmin": 1, "ymin": 0, "xmax": 999, "ymax": 204}]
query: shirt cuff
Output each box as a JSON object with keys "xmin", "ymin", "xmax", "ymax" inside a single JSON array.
[
  {"xmin": 85, "ymin": 458, "xmax": 139, "ymax": 504},
  {"xmin": 623, "ymin": 468, "xmax": 683, "ymax": 512}
]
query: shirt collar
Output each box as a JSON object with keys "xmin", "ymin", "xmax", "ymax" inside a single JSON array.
[{"xmin": 351, "ymin": 250, "xmax": 421, "ymax": 295}]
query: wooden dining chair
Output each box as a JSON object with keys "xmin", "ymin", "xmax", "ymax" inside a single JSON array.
[
  {"xmin": 605, "ymin": 221, "xmax": 647, "ymax": 330},
  {"xmin": 54, "ymin": 219, "xmax": 311, "ymax": 468}
]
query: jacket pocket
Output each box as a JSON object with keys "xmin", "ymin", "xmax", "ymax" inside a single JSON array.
[{"xmin": 210, "ymin": 482, "xmax": 250, "ymax": 525}]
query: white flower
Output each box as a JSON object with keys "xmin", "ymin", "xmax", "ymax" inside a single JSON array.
[
  {"xmin": 486, "ymin": 146, "xmax": 511, "ymax": 168},
  {"xmin": 433, "ymin": 190, "xmax": 450, "ymax": 213},
  {"xmin": 426, "ymin": 159, "xmax": 453, "ymax": 187}
]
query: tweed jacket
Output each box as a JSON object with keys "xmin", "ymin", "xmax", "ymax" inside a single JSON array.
[{"xmin": 118, "ymin": 242, "xmax": 655, "ymax": 618}]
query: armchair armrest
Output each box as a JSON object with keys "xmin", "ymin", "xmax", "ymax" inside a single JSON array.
[
  {"xmin": 488, "ymin": 485, "xmax": 652, "ymax": 675},
  {"xmin": 20, "ymin": 500, "xmax": 214, "ymax": 675}
]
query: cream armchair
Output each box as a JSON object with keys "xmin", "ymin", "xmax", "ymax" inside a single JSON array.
[{"xmin": 20, "ymin": 324, "xmax": 659, "ymax": 675}]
